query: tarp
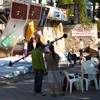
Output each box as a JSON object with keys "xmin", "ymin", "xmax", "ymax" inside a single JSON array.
[{"xmin": 25, "ymin": 21, "xmax": 34, "ymax": 41}]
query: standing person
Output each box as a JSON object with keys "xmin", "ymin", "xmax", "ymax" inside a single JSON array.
[
  {"xmin": 23, "ymin": 39, "xmax": 28, "ymax": 56},
  {"xmin": 27, "ymin": 37, "xmax": 34, "ymax": 55},
  {"xmin": 45, "ymin": 40, "xmax": 50, "ymax": 53},
  {"xmin": 31, "ymin": 42, "xmax": 46, "ymax": 96},
  {"xmin": 45, "ymin": 44, "xmax": 65, "ymax": 97},
  {"xmin": 98, "ymin": 47, "xmax": 100, "ymax": 60},
  {"xmin": 79, "ymin": 38, "xmax": 84, "ymax": 57}
]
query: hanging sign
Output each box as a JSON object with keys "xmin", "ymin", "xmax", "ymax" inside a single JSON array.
[{"xmin": 72, "ymin": 25, "xmax": 97, "ymax": 36}]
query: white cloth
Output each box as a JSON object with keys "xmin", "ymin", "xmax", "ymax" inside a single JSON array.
[
  {"xmin": 80, "ymin": 41, "xmax": 83, "ymax": 49},
  {"xmin": 24, "ymin": 42, "xmax": 28, "ymax": 49},
  {"xmin": 99, "ymin": 50, "xmax": 100, "ymax": 57},
  {"xmin": 68, "ymin": 48, "xmax": 72, "ymax": 53}
]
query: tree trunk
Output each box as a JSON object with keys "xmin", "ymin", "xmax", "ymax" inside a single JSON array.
[{"xmin": 92, "ymin": 1, "xmax": 96, "ymax": 23}]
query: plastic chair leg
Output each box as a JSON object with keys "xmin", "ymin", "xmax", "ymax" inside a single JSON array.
[
  {"xmin": 69, "ymin": 82, "xmax": 72, "ymax": 94},
  {"xmin": 99, "ymin": 76, "xmax": 100, "ymax": 89},
  {"xmin": 80, "ymin": 80, "xmax": 84, "ymax": 92},
  {"xmin": 75, "ymin": 82, "xmax": 79, "ymax": 90},
  {"xmin": 85, "ymin": 79, "xmax": 89, "ymax": 91},
  {"xmin": 66, "ymin": 82, "xmax": 69, "ymax": 91},
  {"xmin": 94, "ymin": 78, "xmax": 99, "ymax": 90}
]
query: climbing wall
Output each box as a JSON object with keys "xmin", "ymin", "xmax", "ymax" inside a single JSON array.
[
  {"xmin": 1, "ymin": 2, "xmax": 28, "ymax": 46},
  {"xmin": 0, "ymin": 2, "xmax": 28, "ymax": 56},
  {"xmin": 0, "ymin": 2, "xmax": 50, "ymax": 57}
]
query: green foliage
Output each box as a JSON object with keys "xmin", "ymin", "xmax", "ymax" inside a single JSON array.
[
  {"xmin": 81, "ymin": 17, "xmax": 92, "ymax": 24},
  {"xmin": 67, "ymin": 8, "xmax": 74, "ymax": 17},
  {"xmin": 56, "ymin": 0, "xmax": 73, "ymax": 4},
  {"xmin": 56, "ymin": 0, "xmax": 96, "ymax": 24},
  {"xmin": 73, "ymin": 0, "xmax": 83, "ymax": 3},
  {"xmin": 74, "ymin": 0, "xmax": 92, "ymax": 24},
  {"xmin": 80, "ymin": 0, "xmax": 87, "ymax": 23}
]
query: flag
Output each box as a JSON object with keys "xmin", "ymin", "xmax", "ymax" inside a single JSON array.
[
  {"xmin": 25, "ymin": 21, "xmax": 34, "ymax": 41},
  {"xmin": 1, "ymin": 31, "xmax": 14, "ymax": 47},
  {"xmin": 13, "ymin": 38, "xmax": 18, "ymax": 46},
  {"xmin": 39, "ymin": 11, "xmax": 46, "ymax": 26}
]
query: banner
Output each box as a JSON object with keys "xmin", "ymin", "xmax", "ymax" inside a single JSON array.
[
  {"xmin": 1, "ymin": 31, "xmax": 14, "ymax": 46},
  {"xmin": 37, "ymin": 7, "xmax": 49, "ymax": 28},
  {"xmin": 25, "ymin": 21, "xmax": 34, "ymax": 41},
  {"xmin": 72, "ymin": 25, "xmax": 97, "ymax": 36},
  {"xmin": 72, "ymin": 30, "xmax": 97, "ymax": 36},
  {"xmin": 13, "ymin": 38, "xmax": 18, "ymax": 46},
  {"xmin": 47, "ymin": 6, "xmax": 68, "ymax": 20}
]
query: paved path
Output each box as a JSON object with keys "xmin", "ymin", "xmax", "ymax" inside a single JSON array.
[{"xmin": 0, "ymin": 73, "xmax": 100, "ymax": 100}]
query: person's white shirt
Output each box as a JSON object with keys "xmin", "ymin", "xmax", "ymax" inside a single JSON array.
[
  {"xmin": 80, "ymin": 41, "xmax": 83, "ymax": 49},
  {"xmin": 98, "ymin": 50, "xmax": 100, "ymax": 57},
  {"xmin": 24, "ymin": 42, "xmax": 28, "ymax": 49}
]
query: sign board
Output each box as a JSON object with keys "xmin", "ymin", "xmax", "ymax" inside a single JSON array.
[
  {"xmin": 72, "ymin": 25, "xmax": 97, "ymax": 36},
  {"xmin": 37, "ymin": 6, "xmax": 49, "ymax": 29},
  {"xmin": 47, "ymin": 6, "xmax": 68, "ymax": 20}
]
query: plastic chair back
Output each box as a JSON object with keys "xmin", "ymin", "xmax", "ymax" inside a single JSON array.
[
  {"xmin": 81, "ymin": 60, "xmax": 99, "ymax": 80},
  {"xmin": 81, "ymin": 60, "xmax": 96, "ymax": 74}
]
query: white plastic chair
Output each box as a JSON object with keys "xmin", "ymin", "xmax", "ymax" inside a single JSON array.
[
  {"xmin": 63, "ymin": 70, "xmax": 83, "ymax": 94},
  {"xmin": 98, "ymin": 75, "xmax": 100, "ymax": 89},
  {"xmin": 81, "ymin": 60, "xmax": 99, "ymax": 91}
]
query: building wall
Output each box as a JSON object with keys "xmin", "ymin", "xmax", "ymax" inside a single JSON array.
[
  {"xmin": 43, "ymin": 22, "xmax": 65, "ymax": 53},
  {"xmin": 84, "ymin": 0, "xmax": 99, "ymax": 20},
  {"xmin": 43, "ymin": 22, "xmax": 98, "ymax": 53}
]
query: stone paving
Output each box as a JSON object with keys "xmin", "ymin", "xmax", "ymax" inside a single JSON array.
[{"xmin": 0, "ymin": 72, "xmax": 100, "ymax": 100}]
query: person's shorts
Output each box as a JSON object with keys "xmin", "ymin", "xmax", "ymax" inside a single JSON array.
[{"xmin": 48, "ymin": 70, "xmax": 62, "ymax": 83}]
